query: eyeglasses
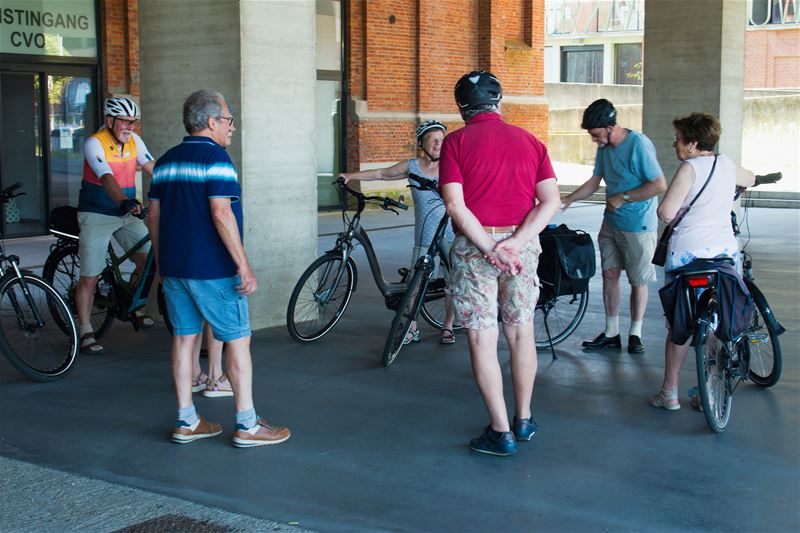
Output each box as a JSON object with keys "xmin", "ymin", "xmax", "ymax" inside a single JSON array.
[
  {"xmin": 114, "ymin": 118, "xmax": 138, "ymax": 128},
  {"xmin": 216, "ymin": 115, "xmax": 235, "ymax": 126}
]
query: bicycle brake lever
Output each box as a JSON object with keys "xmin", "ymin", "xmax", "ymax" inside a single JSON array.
[{"xmin": 387, "ymin": 207, "xmax": 399, "ymax": 216}]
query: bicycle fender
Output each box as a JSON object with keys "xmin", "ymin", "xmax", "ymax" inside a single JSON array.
[
  {"xmin": 745, "ymin": 279, "xmax": 785, "ymax": 336},
  {"xmin": 323, "ymin": 251, "xmax": 358, "ymax": 292}
]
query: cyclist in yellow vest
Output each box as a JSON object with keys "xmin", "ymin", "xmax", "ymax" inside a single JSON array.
[{"xmin": 76, "ymin": 97, "xmax": 156, "ymax": 354}]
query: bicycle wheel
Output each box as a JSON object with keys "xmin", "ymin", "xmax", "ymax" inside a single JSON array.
[
  {"xmin": 534, "ymin": 288, "xmax": 589, "ymax": 349},
  {"xmin": 287, "ymin": 254, "xmax": 356, "ymax": 342},
  {"xmin": 383, "ymin": 267, "xmax": 428, "ymax": 367},
  {"xmin": 0, "ymin": 274, "xmax": 78, "ymax": 382},
  {"xmin": 695, "ymin": 312, "xmax": 733, "ymax": 433},
  {"xmin": 746, "ymin": 303, "xmax": 782, "ymax": 387},
  {"xmin": 42, "ymin": 243, "xmax": 114, "ymax": 339}
]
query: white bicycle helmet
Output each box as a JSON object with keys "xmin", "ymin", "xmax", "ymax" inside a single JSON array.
[
  {"xmin": 104, "ymin": 97, "xmax": 139, "ymax": 118},
  {"xmin": 415, "ymin": 119, "xmax": 447, "ymax": 144}
]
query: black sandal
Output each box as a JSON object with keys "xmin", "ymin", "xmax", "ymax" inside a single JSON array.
[
  {"xmin": 80, "ymin": 332, "xmax": 104, "ymax": 354},
  {"xmin": 439, "ymin": 328, "xmax": 455, "ymax": 345}
]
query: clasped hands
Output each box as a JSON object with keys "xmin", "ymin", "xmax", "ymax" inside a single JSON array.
[{"xmin": 484, "ymin": 236, "xmax": 525, "ymax": 276}]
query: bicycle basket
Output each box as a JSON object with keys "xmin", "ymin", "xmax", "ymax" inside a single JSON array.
[
  {"xmin": 538, "ymin": 224, "xmax": 596, "ymax": 296},
  {"xmin": 49, "ymin": 206, "xmax": 80, "ymax": 239}
]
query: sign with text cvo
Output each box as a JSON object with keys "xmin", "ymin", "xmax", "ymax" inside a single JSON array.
[{"xmin": 0, "ymin": 0, "xmax": 96, "ymax": 58}]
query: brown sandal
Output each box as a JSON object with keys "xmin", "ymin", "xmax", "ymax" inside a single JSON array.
[{"xmin": 80, "ymin": 332, "xmax": 104, "ymax": 354}]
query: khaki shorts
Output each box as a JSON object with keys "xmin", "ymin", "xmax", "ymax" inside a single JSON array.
[
  {"xmin": 448, "ymin": 234, "xmax": 541, "ymax": 330},
  {"xmin": 78, "ymin": 212, "xmax": 150, "ymax": 276},
  {"xmin": 597, "ymin": 220, "xmax": 656, "ymax": 286}
]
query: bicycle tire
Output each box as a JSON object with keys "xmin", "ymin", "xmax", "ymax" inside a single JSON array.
[
  {"xmin": 156, "ymin": 283, "xmax": 175, "ymax": 336},
  {"xmin": 383, "ymin": 267, "xmax": 428, "ymax": 367},
  {"xmin": 746, "ymin": 303, "xmax": 782, "ymax": 387},
  {"xmin": 695, "ymin": 311, "xmax": 733, "ymax": 433},
  {"xmin": 42, "ymin": 243, "xmax": 114, "ymax": 339},
  {"xmin": 534, "ymin": 288, "xmax": 589, "ymax": 349},
  {"xmin": 0, "ymin": 274, "xmax": 78, "ymax": 382},
  {"xmin": 287, "ymin": 254, "xmax": 356, "ymax": 342}
]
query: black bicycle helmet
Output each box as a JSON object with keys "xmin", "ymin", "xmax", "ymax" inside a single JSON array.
[
  {"xmin": 581, "ymin": 99, "xmax": 617, "ymax": 129},
  {"xmin": 454, "ymin": 71, "xmax": 502, "ymax": 110},
  {"xmin": 415, "ymin": 119, "xmax": 447, "ymax": 144}
]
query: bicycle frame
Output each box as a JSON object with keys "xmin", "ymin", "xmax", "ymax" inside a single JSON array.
[{"xmin": 103, "ymin": 234, "xmax": 157, "ymax": 315}]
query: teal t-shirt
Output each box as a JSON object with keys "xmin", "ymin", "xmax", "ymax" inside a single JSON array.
[{"xmin": 593, "ymin": 130, "xmax": 663, "ymax": 233}]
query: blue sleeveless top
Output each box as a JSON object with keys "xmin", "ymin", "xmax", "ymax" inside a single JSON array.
[{"xmin": 407, "ymin": 158, "xmax": 455, "ymax": 247}]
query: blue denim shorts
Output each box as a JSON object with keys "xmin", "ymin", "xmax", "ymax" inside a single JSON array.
[{"xmin": 162, "ymin": 276, "xmax": 251, "ymax": 341}]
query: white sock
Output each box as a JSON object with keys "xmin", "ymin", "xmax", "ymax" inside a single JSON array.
[
  {"xmin": 604, "ymin": 316, "xmax": 619, "ymax": 337},
  {"xmin": 629, "ymin": 320, "xmax": 643, "ymax": 338},
  {"xmin": 79, "ymin": 324, "xmax": 94, "ymax": 338}
]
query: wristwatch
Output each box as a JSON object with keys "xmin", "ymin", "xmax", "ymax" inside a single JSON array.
[{"xmin": 622, "ymin": 193, "xmax": 631, "ymax": 202}]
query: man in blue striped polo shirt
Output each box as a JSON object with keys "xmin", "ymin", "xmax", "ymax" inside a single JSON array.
[{"xmin": 148, "ymin": 90, "xmax": 291, "ymax": 448}]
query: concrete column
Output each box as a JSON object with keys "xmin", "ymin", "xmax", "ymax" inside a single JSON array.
[
  {"xmin": 139, "ymin": 0, "xmax": 317, "ymax": 329},
  {"xmin": 642, "ymin": 0, "xmax": 747, "ymax": 180}
]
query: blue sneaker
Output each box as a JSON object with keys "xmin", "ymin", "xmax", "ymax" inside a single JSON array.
[
  {"xmin": 469, "ymin": 426, "xmax": 516, "ymax": 456},
  {"xmin": 512, "ymin": 416, "xmax": 538, "ymax": 441}
]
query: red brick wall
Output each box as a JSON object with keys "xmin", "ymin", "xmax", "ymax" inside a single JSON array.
[
  {"xmin": 347, "ymin": 0, "xmax": 549, "ymax": 171},
  {"xmin": 745, "ymin": 27, "xmax": 800, "ymax": 88},
  {"xmin": 100, "ymin": 0, "xmax": 140, "ymax": 98}
]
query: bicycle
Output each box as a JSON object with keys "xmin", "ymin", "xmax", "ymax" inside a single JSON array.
[
  {"xmin": 42, "ymin": 206, "xmax": 173, "ymax": 340},
  {"xmin": 287, "ymin": 177, "xmax": 459, "ymax": 342},
  {"xmin": 0, "ymin": 183, "xmax": 78, "ymax": 382},
  {"xmin": 680, "ymin": 172, "xmax": 785, "ymax": 432}
]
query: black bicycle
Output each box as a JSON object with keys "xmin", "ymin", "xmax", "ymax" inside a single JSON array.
[
  {"xmin": 42, "ymin": 206, "xmax": 172, "ymax": 339},
  {"xmin": 0, "ymin": 183, "xmax": 78, "ymax": 382},
  {"xmin": 684, "ymin": 172, "xmax": 784, "ymax": 432},
  {"xmin": 287, "ymin": 178, "xmax": 459, "ymax": 342}
]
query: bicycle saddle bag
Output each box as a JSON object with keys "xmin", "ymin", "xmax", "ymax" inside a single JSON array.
[
  {"xmin": 538, "ymin": 224, "xmax": 596, "ymax": 296},
  {"xmin": 49, "ymin": 206, "xmax": 80, "ymax": 239},
  {"xmin": 659, "ymin": 259, "xmax": 753, "ymax": 344}
]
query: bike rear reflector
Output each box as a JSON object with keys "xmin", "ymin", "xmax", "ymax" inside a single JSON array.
[{"xmin": 686, "ymin": 275, "xmax": 714, "ymax": 288}]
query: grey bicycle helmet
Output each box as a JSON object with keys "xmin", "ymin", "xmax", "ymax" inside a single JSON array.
[
  {"xmin": 454, "ymin": 71, "xmax": 502, "ymax": 110},
  {"xmin": 104, "ymin": 97, "xmax": 139, "ymax": 118},
  {"xmin": 415, "ymin": 119, "xmax": 447, "ymax": 144},
  {"xmin": 581, "ymin": 99, "xmax": 617, "ymax": 130}
]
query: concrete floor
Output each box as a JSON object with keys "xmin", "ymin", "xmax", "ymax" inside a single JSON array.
[{"xmin": 0, "ymin": 204, "xmax": 798, "ymax": 532}]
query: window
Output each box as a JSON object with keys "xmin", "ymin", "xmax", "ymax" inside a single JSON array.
[
  {"xmin": 750, "ymin": 0, "xmax": 798, "ymax": 25},
  {"xmin": 615, "ymin": 43, "xmax": 642, "ymax": 85},
  {"xmin": 561, "ymin": 46, "xmax": 603, "ymax": 83}
]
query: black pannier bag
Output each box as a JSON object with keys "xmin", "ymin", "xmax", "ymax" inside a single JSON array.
[
  {"xmin": 537, "ymin": 224, "xmax": 596, "ymax": 296},
  {"xmin": 49, "ymin": 206, "xmax": 80, "ymax": 239}
]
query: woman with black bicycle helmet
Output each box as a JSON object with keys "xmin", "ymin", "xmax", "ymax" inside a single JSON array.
[
  {"xmin": 650, "ymin": 112, "xmax": 755, "ymax": 412},
  {"xmin": 339, "ymin": 119, "xmax": 458, "ymax": 344}
]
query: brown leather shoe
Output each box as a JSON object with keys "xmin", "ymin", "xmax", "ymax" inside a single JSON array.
[
  {"xmin": 172, "ymin": 415, "xmax": 223, "ymax": 444},
  {"xmin": 232, "ymin": 417, "xmax": 291, "ymax": 448}
]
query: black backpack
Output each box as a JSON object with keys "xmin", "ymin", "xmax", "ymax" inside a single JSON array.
[{"xmin": 538, "ymin": 224, "xmax": 596, "ymax": 297}]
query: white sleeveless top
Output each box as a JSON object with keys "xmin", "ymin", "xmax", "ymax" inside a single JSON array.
[{"xmin": 668, "ymin": 154, "xmax": 738, "ymax": 258}]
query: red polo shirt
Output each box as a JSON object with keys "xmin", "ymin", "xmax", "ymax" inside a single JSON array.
[{"xmin": 438, "ymin": 113, "xmax": 556, "ymax": 226}]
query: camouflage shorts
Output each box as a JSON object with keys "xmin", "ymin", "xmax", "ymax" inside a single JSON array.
[{"xmin": 448, "ymin": 234, "xmax": 541, "ymax": 330}]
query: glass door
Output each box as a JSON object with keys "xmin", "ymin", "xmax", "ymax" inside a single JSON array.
[
  {"xmin": 0, "ymin": 71, "xmax": 45, "ymax": 237},
  {"xmin": 47, "ymin": 73, "xmax": 95, "ymax": 209},
  {"xmin": 0, "ymin": 66, "xmax": 96, "ymax": 238}
]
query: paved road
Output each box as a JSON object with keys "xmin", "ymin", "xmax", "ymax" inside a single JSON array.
[{"xmin": 1, "ymin": 204, "xmax": 798, "ymax": 532}]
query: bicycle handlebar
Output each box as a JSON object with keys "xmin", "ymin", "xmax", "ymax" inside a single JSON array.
[
  {"xmin": 407, "ymin": 173, "xmax": 438, "ymax": 192},
  {"xmin": 735, "ymin": 171, "xmax": 782, "ymax": 200},
  {"xmin": 0, "ymin": 182, "xmax": 26, "ymax": 203},
  {"xmin": 334, "ymin": 178, "xmax": 408, "ymax": 213}
]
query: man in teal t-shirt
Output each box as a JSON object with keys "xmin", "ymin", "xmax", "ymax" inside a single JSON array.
[{"xmin": 562, "ymin": 99, "xmax": 666, "ymax": 354}]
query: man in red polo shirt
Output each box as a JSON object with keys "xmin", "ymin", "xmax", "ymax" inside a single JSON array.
[{"xmin": 440, "ymin": 71, "xmax": 561, "ymax": 456}]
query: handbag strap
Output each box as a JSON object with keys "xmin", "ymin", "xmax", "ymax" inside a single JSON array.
[{"xmin": 671, "ymin": 154, "xmax": 718, "ymax": 228}]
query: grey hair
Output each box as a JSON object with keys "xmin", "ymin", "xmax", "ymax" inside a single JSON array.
[
  {"xmin": 463, "ymin": 104, "xmax": 499, "ymax": 120},
  {"xmin": 183, "ymin": 90, "xmax": 225, "ymax": 134}
]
